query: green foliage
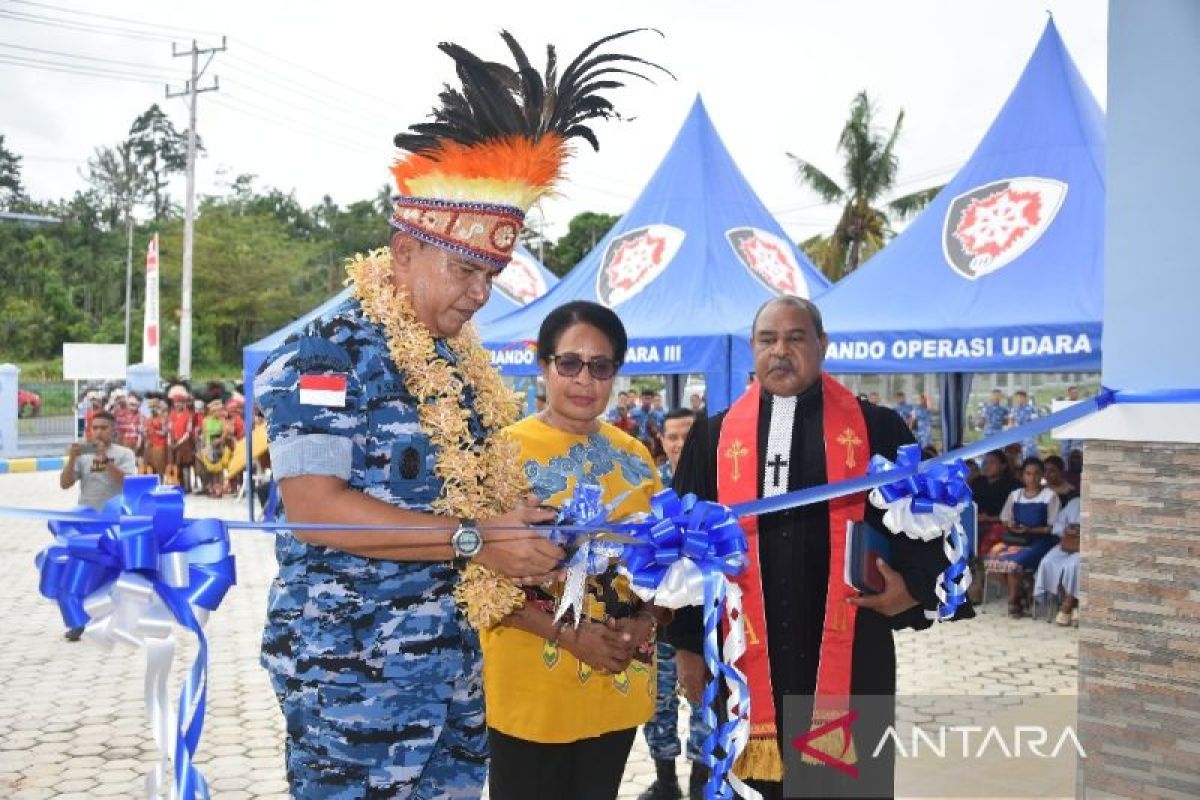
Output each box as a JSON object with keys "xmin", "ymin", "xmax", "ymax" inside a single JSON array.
[
  {"xmin": 629, "ymin": 376, "xmax": 665, "ymax": 395},
  {"xmin": 5, "ymin": 108, "xmax": 630, "ymax": 375},
  {"xmin": 545, "ymin": 212, "xmax": 619, "ymax": 276},
  {"xmin": 128, "ymin": 104, "xmax": 196, "ymax": 221},
  {"xmin": 0, "ymin": 133, "xmax": 24, "ymax": 209},
  {"xmin": 788, "ymin": 92, "xmax": 944, "ymax": 281}
]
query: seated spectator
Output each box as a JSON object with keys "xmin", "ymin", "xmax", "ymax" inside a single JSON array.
[
  {"xmin": 1063, "ymin": 448, "xmax": 1084, "ymax": 490},
  {"xmin": 1042, "ymin": 455, "xmax": 1077, "ymax": 504},
  {"xmin": 1004, "ymin": 442, "xmax": 1024, "ymax": 479},
  {"xmin": 196, "ymin": 400, "xmax": 232, "ymax": 497},
  {"xmin": 984, "ymin": 457, "xmax": 1062, "ymax": 617},
  {"xmin": 965, "ymin": 458, "xmax": 981, "ymax": 484},
  {"xmin": 1035, "ymin": 497, "xmax": 1082, "ymax": 626},
  {"xmin": 970, "ymin": 450, "xmax": 1021, "ymax": 555}
]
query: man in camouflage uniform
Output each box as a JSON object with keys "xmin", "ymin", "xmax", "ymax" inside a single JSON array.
[
  {"xmin": 257, "ymin": 233, "xmax": 563, "ymax": 799},
  {"xmin": 981, "ymin": 388, "xmax": 1010, "ymax": 437},
  {"xmin": 1008, "ymin": 389, "xmax": 1039, "ymax": 458}
]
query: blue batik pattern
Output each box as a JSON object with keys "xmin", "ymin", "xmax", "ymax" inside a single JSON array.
[{"xmin": 523, "ymin": 431, "xmax": 656, "ymax": 499}]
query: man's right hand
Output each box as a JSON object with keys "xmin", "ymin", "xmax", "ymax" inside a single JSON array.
[
  {"xmin": 676, "ymin": 648, "xmax": 709, "ymax": 705},
  {"xmin": 67, "ymin": 442, "xmax": 82, "ymax": 460},
  {"xmin": 561, "ymin": 621, "xmax": 637, "ymax": 674},
  {"xmin": 475, "ymin": 498, "xmax": 562, "ymax": 581}
]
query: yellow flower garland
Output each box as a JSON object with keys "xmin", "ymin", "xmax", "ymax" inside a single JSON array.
[{"xmin": 347, "ymin": 248, "xmax": 528, "ymax": 628}]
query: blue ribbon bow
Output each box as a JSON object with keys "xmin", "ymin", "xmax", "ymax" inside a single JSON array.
[
  {"xmin": 35, "ymin": 475, "xmax": 236, "ymax": 800},
  {"xmin": 868, "ymin": 443, "xmax": 971, "ymax": 513},
  {"xmin": 622, "ymin": 489, "xmax": 748, "ymax": 590},
  {"xmin": 867, "ymin": 444, "xmax": 973, "ymax": 620}
]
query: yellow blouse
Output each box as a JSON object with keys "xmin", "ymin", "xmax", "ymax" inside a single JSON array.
[{"xmin": 481, "ymin": 415, "xmax": 663, "ymax": 743}]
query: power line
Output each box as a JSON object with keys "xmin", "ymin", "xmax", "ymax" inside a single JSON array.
[
  {"xmin": 0, "ymin": 41, "xmax": 182, "ymax": 76},
  {"xmin": 0, "ymin": 2, "xmax": 395, "ymax": 132},
  {"xmin": 233, "ymin": 41, "xmax": 398, "ymax": 109},
  {"xmin": 6, "ymin": 0, "xmax": 397, "ymax": 110},
  {"xmin": 217, "ymin": 69, "xmax": 381, "ymax": 138},
  {"xmin": 210, "ymin": 96, "xmax": 381, "ymax": 158},
  {"xmin": 0, "ymin": 8, "xmax": 172, "ymax": 43},
  {"xmin": 0, "ymin": 53, "xmax": 163, "ymax": 83},
  {"xmin": 6, "ymin": 0, "xmax": 222, "ymax": 38}
]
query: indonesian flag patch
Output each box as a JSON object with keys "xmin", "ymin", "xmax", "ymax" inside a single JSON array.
[{"xmin": 298, "ymin": 374, "xmax": 348, "ymax": 407}]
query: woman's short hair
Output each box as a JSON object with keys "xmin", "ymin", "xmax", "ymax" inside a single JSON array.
[
  {"xmin": 1021, "ymin": 456, "xmax": 1045, "ymax": 472},
  {"xmin": 536, "ymin": 301, "xmax": 628, "ymax": 365}
]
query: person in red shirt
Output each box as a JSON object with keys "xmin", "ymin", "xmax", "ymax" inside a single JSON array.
[
  {"xmin": 144, "ymin": 399, "xmax": 169, "ymax": 477},
  {"xmin": 166, "ymin": 385, "xmax": 195, "ymax": 492}
]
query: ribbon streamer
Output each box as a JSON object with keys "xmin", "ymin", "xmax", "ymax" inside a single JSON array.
[
  {"xmin": 548, "ymin": 484, "xmax": 627, "ymax": 627},
  {"xmin": 621, "ymin": 490, "xmax": 760, "ymax": 800},
  {"xmin": 867, "ymin": 444, "xmax": 973, "ymax": 620},
  {"xmin": 35, "ymin": 475, "xmax": 235, "ymax": 800}
]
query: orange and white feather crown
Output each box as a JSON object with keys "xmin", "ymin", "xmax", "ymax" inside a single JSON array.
[{"xmin": 389, "ymin": 29, "xmax": 670, "ymax": 270}]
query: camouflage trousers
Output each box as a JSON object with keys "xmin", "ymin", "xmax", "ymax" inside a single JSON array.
[
  {"xmin": 642, "ymin": 641, "xmax": 712, "ymax": 762},
  {"xmin": 271, "ymin": 669, "xmax": 487, "ymax": 799}
]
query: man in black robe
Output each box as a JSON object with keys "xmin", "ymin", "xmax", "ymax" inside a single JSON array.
[{"xmin": 666, "ymin": 297, "xmax": 972, "ymax": 800}]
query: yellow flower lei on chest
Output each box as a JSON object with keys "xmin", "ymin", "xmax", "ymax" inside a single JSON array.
[{"xmin": 347, "ymin": 247, "xmax": 529, "ymax": 627}]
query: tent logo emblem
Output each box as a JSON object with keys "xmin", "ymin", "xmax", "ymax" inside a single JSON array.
[
  {"xmin": 727, "ymin": 227, "xmax": 810, "ymax": 298},
  {"xmin": 493, "ymin": 251, "xmax": 547, "ymax": 306},
  {"xmin": 596, "ymin": 224, "xmax": 685, "ymax": 307},
  {"xmin": 943, "ymin": 177, "xmax": 1068, "ymax": 279}
]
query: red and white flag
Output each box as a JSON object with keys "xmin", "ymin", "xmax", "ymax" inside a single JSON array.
[
  {"xmin": 142, "ymin": 233, "xmax": 160, "ymax": 370},
  {"xmin": 298, "ymin": 374, "xmax": 348, "ymax": 407}
]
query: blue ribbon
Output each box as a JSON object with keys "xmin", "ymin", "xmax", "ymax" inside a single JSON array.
[
  {"xmin": 620, "ymin": 490, "xmax": 750, "ymax": 799},
  {"xmin": 35, "ymin": 475, "xmax": 235, "ymax": 800}
]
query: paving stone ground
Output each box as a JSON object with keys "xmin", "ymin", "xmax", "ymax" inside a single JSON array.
[{"xmin": 0, "ymin": 471, "xmax": 1078, "ymax": 799}]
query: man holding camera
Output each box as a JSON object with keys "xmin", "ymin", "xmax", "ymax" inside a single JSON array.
[
  {"xmin": 60, "ymin": 411, "xmax": 137, "ymax": 511},
  {"xmin": 58, "ymin": 410, "xmax": 138, "ymax": 641}
]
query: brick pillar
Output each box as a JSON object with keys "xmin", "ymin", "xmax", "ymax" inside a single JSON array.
[{"xmin": 1079, "ymin": 440, "xmax": 1200, "ymax": 799}]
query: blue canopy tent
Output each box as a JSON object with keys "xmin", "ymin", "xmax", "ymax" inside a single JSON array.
[
  {"xmin": 481, "ymin": 96, "xmax": 829, "ymax": 413},
  {"xmin": 238, "ymin": 244, "xmax": 555, "ymax": 516},
  {"xmin": 788, "ymin": 19, "xmax": 1104, "ymax": 446}
]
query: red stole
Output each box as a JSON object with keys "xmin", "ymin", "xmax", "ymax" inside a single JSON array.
[{"xmin": 717, "ymin": 374, "xmax": 870, "ymax": 779}]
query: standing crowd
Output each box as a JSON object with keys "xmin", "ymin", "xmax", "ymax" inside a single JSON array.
[{"xmin": 70, "ymin": 382, "xmax": 259, "ymax": 499}]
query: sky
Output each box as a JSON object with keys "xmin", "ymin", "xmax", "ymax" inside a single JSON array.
[{"xmin": 1, "ymin": 0, "xmax": 1108, "ymax": 245}]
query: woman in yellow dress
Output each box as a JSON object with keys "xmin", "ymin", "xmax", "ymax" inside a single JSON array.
[{"xmin": 483, "ymin": 301, "xmax": 667, "ymax": 800}]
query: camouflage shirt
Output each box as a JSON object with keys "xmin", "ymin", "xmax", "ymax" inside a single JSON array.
[{"xmin": 255, "ymin": 297, "xmax": 480, "ymax": 686}]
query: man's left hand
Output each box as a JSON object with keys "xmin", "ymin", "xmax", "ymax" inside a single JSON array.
[{"xmin": 846, "ymin": 559, "xmax": 919, "ymax": 617}]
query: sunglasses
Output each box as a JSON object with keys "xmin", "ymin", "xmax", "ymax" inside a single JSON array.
[{"xmin": 548, "ymin": 353, "xmax": 618, "ymax": 381}]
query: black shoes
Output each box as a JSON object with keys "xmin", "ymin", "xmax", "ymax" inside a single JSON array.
[
  {"xmin": 64, "ymin": 626, "xmax": 84, "ymax": 642},
  {"xmin": 637, "ymin": 760, "xmax": 682, "ymax": 800}
]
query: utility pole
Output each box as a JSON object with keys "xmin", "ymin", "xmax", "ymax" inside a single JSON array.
[
  {"xmin": 123, "ymin": 198, "xmax": 133, "ymax": 359},
  {"xmin": 167, "ymin": 36, "xmax": 225, "ymax": 380}
]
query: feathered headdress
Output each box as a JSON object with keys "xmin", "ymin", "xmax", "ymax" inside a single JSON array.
[{"xmin": 390, "ymin": 29, "xmax": 670, "ymax": 270}]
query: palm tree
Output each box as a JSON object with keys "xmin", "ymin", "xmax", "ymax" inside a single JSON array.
[{"xmin": 789, "ymin": 91, "xmax": 943, "ymax": 281}]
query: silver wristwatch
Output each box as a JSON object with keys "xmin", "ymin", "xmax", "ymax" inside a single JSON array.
[{"xmin": 451, "ymin": 519, "xmax": 483, "ymax": 563}]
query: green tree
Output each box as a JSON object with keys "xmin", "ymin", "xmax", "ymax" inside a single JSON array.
[
  {"xmin": 156, "ymin": 198, "xmax": 322, "ymax": 365},
  {"xmin": 85, "ymin": 142, "xmax": 150, "ymax": 230},
  {"xmin": 788, "ymin": 91, "xmax": 943, "ymax": 281},
  {"xmin": 0, "ymin": 134, "xmax": 24, "ymax": 209},
  {"xmin": 546, "ymin": 212, "xmax": 619, "ymax": 276},
  {"xmin": 128, "ymin": 104, "xmax": 198, "ymax": 221}
]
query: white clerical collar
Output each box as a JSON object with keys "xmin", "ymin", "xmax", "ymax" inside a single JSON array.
[{"xmin": 762, "ymin": 394, "xmax": 797, "ymax": 497}]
